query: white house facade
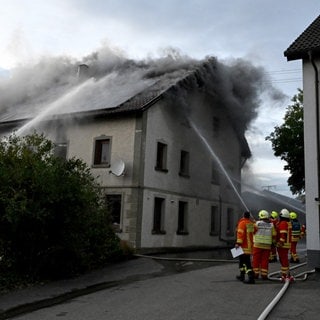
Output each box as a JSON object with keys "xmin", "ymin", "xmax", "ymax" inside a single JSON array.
[
  {"xmin": 284, "ymin": 14, "xmax": 320, "ymax": 269},
  {"xmin": 0, "ymin": 58, "xmax": 251, "ymax": 252}
]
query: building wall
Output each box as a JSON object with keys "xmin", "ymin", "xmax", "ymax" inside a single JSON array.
[
  {"xmin": 140, "ymin": 91, "xmax": 243, "ymax": 248},
  {"xmin": 303, "ymin": 59, "xmax": 320, "ymax": 268}
]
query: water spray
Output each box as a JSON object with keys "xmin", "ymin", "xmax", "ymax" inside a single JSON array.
[{"xmin": 189, "ymin": 120, "xmax": 249, "ymax": 212}]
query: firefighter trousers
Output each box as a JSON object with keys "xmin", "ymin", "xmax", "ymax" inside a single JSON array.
[{"xmin": 252, "ymin": 247, "xmax": 270, "ymax": 279}]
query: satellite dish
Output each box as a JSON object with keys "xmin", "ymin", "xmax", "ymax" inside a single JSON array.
[{"xmin": 109, "ymin": 159, "xmax": 125, "ymax": 176}]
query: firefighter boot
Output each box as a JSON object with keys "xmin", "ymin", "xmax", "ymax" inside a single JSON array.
[
  {"xmin": 243, "ymin": 271, "xmax": 255, "ymax": 284},
  {"xmin": 236, "ymin": 271, "xmax": 245, "ymax": 281}
]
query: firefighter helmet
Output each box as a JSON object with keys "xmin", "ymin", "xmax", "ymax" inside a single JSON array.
[
  {"xmin": 259, "ymin": 210, "xmax": 269, "ymax": 219},
  {"xmin": 290, "ymin": 212, "xmax": 297, "ymax": 219},
  {"xmin": 271, "ymin": 211, "xmax": 278, "ymax": 219},
  {"xmin": 280, "ymin": 208, "xmax": 290, "ymax": 218}
]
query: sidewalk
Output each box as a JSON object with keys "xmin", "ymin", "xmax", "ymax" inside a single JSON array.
[{"xmin": 0, "ymin": 254, "xmax": 319, "ymax": 319}]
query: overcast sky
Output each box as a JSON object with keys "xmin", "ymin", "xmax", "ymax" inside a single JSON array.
[{"xmin": 1, "ymin": 0, "xmax": 319, "ymax": 198}]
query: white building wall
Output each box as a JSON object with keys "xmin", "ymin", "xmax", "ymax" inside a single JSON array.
[
  {"xmin": 303, "ymin": 60, "xmax": 320, "ymax": 267},
  {"xmin": 140, "ymin": 92, "xmax": 243, "ymax": 248}
]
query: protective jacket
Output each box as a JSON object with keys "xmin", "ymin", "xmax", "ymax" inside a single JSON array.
[
  {"xmin": 236, "ymin": 217, "xmax": 254, "ymax": 254},
  {"xmin": 291, "ymin": 219, "xmax": 306, "ymax": 242},
  {"xmin": 276, "ymin": 220, "xmax": 292, "ymax": 249},
  {"xmin": 254, "ymin": 220, "xmax": 276, "ymax": 249}
]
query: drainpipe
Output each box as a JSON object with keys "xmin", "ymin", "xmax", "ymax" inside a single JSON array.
[{"xmin": 309, "ymin": 52, "xmax": 320, "ymax": 203}]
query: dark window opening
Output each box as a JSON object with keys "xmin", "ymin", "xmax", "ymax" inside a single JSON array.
[
  {"xmin": 54, "ymin": 142, "xmax": 68, "ymax": 159},
  {"xmin": 106, "ymin": 194, "xmax": 122, "ymax": 232},
  {"xmin": 179, "ymin": 150, "xmax": 190, "ymax": 177},
  {"xmin": 211, "ymin": 162, "xmax": 220, "ymax": 184},
  {"xmin": 177, "ymin": 201, "xmax": 188, "ymax": 235},
  {"xmin": 155, "ymin": 142, "xmax": 168, "ymax": 172},
  {"xmin": 210, "ymin": 206, "xmax": 219, "ymax": 235},
  {"xmin": 152, "ymin": 197, "xmax": 166, "ymax": 234},
  {"xmin": 226, "ymin": 208, "xmax": 234, "ymax": 237},
  {"xmin": 94, "ymin": 138, "xmax": 111, "ymax": 166}
]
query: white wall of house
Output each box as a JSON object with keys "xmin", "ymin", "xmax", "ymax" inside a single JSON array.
[
  {"xmin": 303, "ymin": 59, "xmax": 320, "ymax": 268},
  {"xmin": 140, "ymin": 92, "xmax": 243, "ymax": 248}
]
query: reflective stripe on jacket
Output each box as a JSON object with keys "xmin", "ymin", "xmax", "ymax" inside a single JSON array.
[
  {"xmin": 254, "ymin": 220, "xmax": 276, "ymax": 249},
  {"xmin": 236, "ymin": 217, "xmax": 254, "ymax": 254}
]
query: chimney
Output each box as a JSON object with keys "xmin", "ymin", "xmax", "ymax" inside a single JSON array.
[{"xmin": 77, "ymin": 64, "xmax": 89, "ymax": 81}]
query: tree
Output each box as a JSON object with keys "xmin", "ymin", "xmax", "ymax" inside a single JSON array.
[
  {"xmin": 0, "ymin": 132, "xmax": 122, "ymax": 280},
  {"xmin": 266, "ymin": 89, "xmax": 304, "ymax": 195}
]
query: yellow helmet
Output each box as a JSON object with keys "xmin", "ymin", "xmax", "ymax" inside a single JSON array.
[
  {"xmin": 271, "ymin": 211, "xmax": 278, "ymax": 219},
  {"xmin": 259, "ymin": 210, "xmax": 269, "ymax": 219},
  {"xmin": 290, "ymin": 212, "xmax": 297, "ymax": 219}
]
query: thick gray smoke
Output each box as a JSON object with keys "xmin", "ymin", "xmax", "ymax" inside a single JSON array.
[{"xmin": 0, "ymin": 45, "xmax": 285, "ymax": 137}]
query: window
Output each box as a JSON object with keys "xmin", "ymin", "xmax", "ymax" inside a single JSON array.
[
  {"xmin": 54, "ymin": 142, "xmax": 68, "ymax": 159},
  {"xmin": 152, "ymin": 197, "xmax": 166, "ymax": 234},
  {"xmin": 106, "ymin": 194, "xmax": 122, "ymax": 232},
  {"xmin": 210, "ymin": 206, "xmax": 219, "ymax": 235},
  {"xmin": 211, "ymin": 161, "xmax": 220, "ymax": 184},
  {"xmin": 177, "ymin": 201, "xmax": 188, "ymax": 235},
  {"xmin": 212, "ymin": 116, "xmax": 220, "ymax": 138},
  {"xmin": 179, "ymin": 150, "xmax": 190, "ymax": 177},
  {"xmin": 93, "ymin": 137, "xmax": 111, "ymax": 166},
  {"xmin": 155, "ymin": 142, "xmax": 168, "ymax": 172},
  {"xmin": 227, "ymin": 207, "xmax": 234, "ymax": 237}
]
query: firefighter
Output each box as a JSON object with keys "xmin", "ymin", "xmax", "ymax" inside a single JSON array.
[
  {"xmin": 276, "ymin": 208, "xmax": 293, "ymax": 281},
  {"xmin": 252, "ymin": 210, "xmax": 277, "ymax": 280},
  {"xmin": 235, "ymin": 211, "xmax": 255, "ymax": 284},
  {"xmin": 289, "ymin": 212, "xmax": 306, "ymax": 263},
  {"xmin": 269, "ymin": 211, "xmax": 279, "ymax": 262}
]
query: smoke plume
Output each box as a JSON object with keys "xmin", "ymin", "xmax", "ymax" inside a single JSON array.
[{"xmin": 0, "ymin": 45, "xmax": 285, "ymax": 137}]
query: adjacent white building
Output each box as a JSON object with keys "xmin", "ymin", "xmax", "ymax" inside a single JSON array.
[
  {"xmin": 284, "ymin": 14, "xmax": 320, "ymax": 269},
  {"xmin": 0, "ymin": 58, "xmax": 251, "ymax": 252}
]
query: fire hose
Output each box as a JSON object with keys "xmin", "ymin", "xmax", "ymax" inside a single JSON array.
[
  {"xmin": 257, "ymin": 262, "xmax": 315, "ymax": 320},
  {"xmin": 134, "ymin": 254, "xmax": 315, "ymax": 320}
]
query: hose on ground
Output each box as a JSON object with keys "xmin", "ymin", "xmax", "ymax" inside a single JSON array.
[{"xmin": 133, "ymin": 253, "xmax": 237, "ymax": 263}]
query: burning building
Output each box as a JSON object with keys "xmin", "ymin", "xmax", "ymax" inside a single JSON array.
[{"xmin": 0, "ymin": 51, "xmax": 271, "ymax": 251}]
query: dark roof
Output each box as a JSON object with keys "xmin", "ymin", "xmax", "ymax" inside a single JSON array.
[{"xmin": 284, "ymin": 14, "xmax": 320, "ymax": 61}]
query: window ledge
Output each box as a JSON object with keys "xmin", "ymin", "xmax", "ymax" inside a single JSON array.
[
  {"xmin": 176, "ymin": 231, "xmax": 189, "ymax": 235},
  {"xmin": 152, "ymin": 230, "xmax": 166, "ymax": 235},
  {"xmin": 154, "ymin": 167, "xmax": 168, "ymax": 173},
  {"xmin": 179, "ymin": 172, "xmax": 190, "ymax": 178}
]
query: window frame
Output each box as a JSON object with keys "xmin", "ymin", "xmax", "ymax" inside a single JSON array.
[
  {"xmin": 155, "ymin": 141, "xmax": 168, "ymax": 172},
  {"xmin": 93, "ymin": 136, "xmax": 112, "ymax": 167},
  {"xmin": 179, "ymin": 150, "xmax": 190, "ymax": 178},
  {"xmin": 177, "ymin": 200, "xmax": 189, "ymax": 235},
  {"xmin": 152, "ymin": 197, "xmax": 166, "ymax": 234},
  {"xmin": 106, "ymin": 194, "xmax": 122, "ymax": 233}
]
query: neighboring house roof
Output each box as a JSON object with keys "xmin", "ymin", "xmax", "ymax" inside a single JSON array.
[
  {"xmin": 284, "ymin": 14, "xmax": 320, "ymax": 61},
  {"xmin": 242, "ymin": 190, "xmax": 306, "ymax": 223}
]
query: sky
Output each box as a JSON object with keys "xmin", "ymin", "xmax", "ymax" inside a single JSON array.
[{"xmin": 0, "ymin": 0, "xmax": 319, "ymax": 198}]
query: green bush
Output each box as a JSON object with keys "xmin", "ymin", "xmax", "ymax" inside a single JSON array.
[{"xmin": 0, "ymin": 132, "xmax": 122, "ymax": 280}]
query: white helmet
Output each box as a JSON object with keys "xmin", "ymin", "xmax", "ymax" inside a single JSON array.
[{"xmin": 280, "ymin": 208, "xmax": 290, "ymax": 219}]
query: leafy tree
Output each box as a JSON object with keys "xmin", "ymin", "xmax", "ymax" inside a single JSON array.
[
  {"xmin": 266, "ymin": 89, "xmax": 304, "ymax": 195},
  {"xmin": 0, "ymin": 132, "xmax": 122, "ymax": 280}
]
